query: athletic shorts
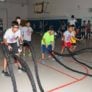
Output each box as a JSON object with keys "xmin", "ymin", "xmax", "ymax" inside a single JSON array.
[
  {"xmin": 2, "ymin": 43, "xmax": 18, "ymax": 57},
  {"xmin": 23, "ymin": 40, "xmax": 31, "ymax": 47},
  {"xmin": 41, "ymin": 45, "xmax": 52, "ymax": 53},
  {"xmin": 9, "ymin": 43, "xmax": 19, "ymax": 54},
  {"xmin": 62, "ymin": 42, "xmax": 72, "ymax": 48}
]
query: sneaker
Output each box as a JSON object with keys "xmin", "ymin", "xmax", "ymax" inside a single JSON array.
[
  {"xmin": 52, "ymin": 58, "xmax": 55, "ymax": 61},
  {"xmin": 18, "ymin": 67, "xmax": 26, "ymax": 72},
  {"xmin": 74, "ymin": 55, "xmax": 78, "ymax": 58},
  {"xmin": 56, "ymin": 55, "xmax": 63, "ymax": 60},
  {"xmin": 2, "ymin": 70, "xmax": 10, "ymax": 77}
]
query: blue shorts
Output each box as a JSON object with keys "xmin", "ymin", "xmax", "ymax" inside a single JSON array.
[{"xmin": 41, "ymin": 45, "xmax": 52, "ymax": 53}]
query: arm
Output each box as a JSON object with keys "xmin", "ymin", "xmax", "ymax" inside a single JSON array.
[
  {"xmin": 17, "ymin": 30, "xmax": 23, "ymax": 44},
  {"xmin": 3, "ymin": 31, "xmax": 9, "ymax": 46},
  {"xmin": 51, "ymin": 41, "xmax": 54, "ymax": 50},
  {"xmin": 50, "ymin": 35, "xmax": 55, "ymax": 50},
  {"xmin": 42, "ymin": 33, "xmax": 47, "ymax": 47},
  {"xmin": 3, "ymin": 38, "xmax": 8, "ymax": 46},
  {"xmin": 42, "ymin": 38, "xmax": 47, "ymax": 46},
  {"xmin": 18, "ymin": 36, "xmax": 23, "ymax": 44},
  {"xmin": 62, "ymin": 33, "xmax": 65, "ymax": 41},
  {"xmin": 3, "ymin": 38, "xmax": 12, "ymax": 50}
]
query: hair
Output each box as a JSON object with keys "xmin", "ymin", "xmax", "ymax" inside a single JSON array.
[
  {"xmin": 12, "ymin": 21, "xmax": 19, "ymax": 27},
  {"xmin": 83, "ymin": 20, "xmax": 86, "ymax": 22},
  {"xmin": 49, "ymin": 26, "xmax": 54, "ymax": 30},
  {"xmin": 88, "ymin": 20, "xmax": 90, "ymax": 22},
  {"xmin": 15, "ymin": 16, "xmax": 21, "ymax": 20},
  {"xmin": 71, "ymin": 15, "xmax": 74, "ymax": 18},
  {"xmin": 67, "ymin": 24, "xmax": 75, "ymax": 28},
  {"xmin": 26, "ymin": 20, "xmax": 30, "ymax": 24}
]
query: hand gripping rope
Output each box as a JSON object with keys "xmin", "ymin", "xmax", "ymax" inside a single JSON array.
[
  {"xmin": 1, "ymin": 44, "xmax": 37, "ymax": 92},
  {"xmin": 1, "ymin": 44, "xmax": 18, "ymax": 92}
]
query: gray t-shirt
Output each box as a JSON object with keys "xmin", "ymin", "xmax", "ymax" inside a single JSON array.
[{"xmin": 22, "ymin": 26, "xmax": 33, "ymax": 41}]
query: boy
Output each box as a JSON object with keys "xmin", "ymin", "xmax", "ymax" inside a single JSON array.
[
  {"xmin": 2, "ymin": 21, "xmax": 24, "ymax": 76},
  {"xmin": 22, "ymin": 21, "xmax": 33, "ymax": 56},
  {"xmin": 81, "ymin": 20, "xmax": 86, "ymax": 39},
  {"xmin": 61, "ymin": 25, "xmax": 74, "ymax": 54},
  {"xmin": 41, "ymin": 26, "xmax": 55, "ymax": 63},
  {"xmin": 86, "ymin": 20, "xmax": 91, "ymax": 39},
  {"xmin": 70, "ymin": 25, "xmax": 80, "ymax": 51}
]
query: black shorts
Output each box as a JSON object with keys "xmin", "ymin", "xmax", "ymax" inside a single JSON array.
[
  {"xmin": 9, "ymin": 43, "xmax": 18, "ymax": 54},
  {"xmin": 23, "ymin": 40, "xmax": 31, "ymax": 47},
  {"xmin": 2, "ymin": 43, "xmax": 18, "ymax": 58}
]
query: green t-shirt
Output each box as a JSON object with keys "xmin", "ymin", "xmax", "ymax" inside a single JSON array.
[{"xmin": 41, "ymin": 31, "xmax": 54, "ymax": 45}]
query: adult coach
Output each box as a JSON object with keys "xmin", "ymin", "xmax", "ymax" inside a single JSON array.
[{"xmin": 68, "ymin": 15, "xmax": 77, "ymax": 26}]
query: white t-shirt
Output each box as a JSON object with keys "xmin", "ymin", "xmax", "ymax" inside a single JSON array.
[
  {"xmin": 4, "ymin": 28, "xmax": 21, "ymax": 43},
  {"xmin": 68, "ymin": 19, "xmax": 77, "ymax": 25},
  {"xmin": 63, "ymin": 30, "xmax": 72, "ymax": 42},
  {"xmin": 22, "ymin": 27, "xmax": 33, "ymax": 41}
]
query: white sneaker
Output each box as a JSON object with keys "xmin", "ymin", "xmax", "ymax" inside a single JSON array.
[
  {"xmin": 52, "ymin": 58, "xmax": 55, "ymax": 61},
  {"xmin": 18, "ymin": 67, "xmax": 26, "ymax": 73},
  {"xmin": 56, "ymin": 56, "xmax": 63, "ymax": 60}
]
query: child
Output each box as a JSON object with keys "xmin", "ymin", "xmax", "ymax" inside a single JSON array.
[
  {"xmin": 41, "ymin": 26, "xmax": 55, "ymax": 63},
  {"xmin": 2, "ymin": 21, "xmax": 24, "ymax": 76},
  {"xmin": 81, "ymin": 20, "xmax": 86, "ymax": 39},
  {"xmin": 22, "ymin": 21, "xmax": 33, "ymax": 56},
  {"xmin": 61, "ymin": 25, "xmax": 74, "ymax": 54},
  {"xmin": 70, "ymin": 26, "xmax": 79, "ymax": 51},
  {"xmin": 86, "ymin": 20, "xmax": 91, "ymax": 39},
  {"xmin": 68, "ymin": 15, "xmax": 77, "ymax": 26}
]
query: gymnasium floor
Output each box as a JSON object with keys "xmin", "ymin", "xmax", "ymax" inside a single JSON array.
[{"xmin": 0, "ymin": 33, "xmax": 92, "ymax": 92}]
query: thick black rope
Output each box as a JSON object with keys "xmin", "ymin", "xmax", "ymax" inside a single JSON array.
[
  {"xmin": 67, "ymin": 48, "xmax": 92, "ymax": 69},
  {"xmin": 53, "ymin": 48, "xmax": 92, "ymax": 69},
  {"xmin": 53, "ymin": 47, "xmax": 92, "ymax": 57},
  {"xmin": 27, "ymin": 42, "xmax": 44, "ymax": 92},
  {"xmin": 49, "ymin": 51, "xmax": 92, "ymax": 77},
  {"xmin": 1, "ymin": 44, "xmax": 37, "ymax": 92},
  {"xmin": 14, "ymin": 55, "xmax": 37, "ymax": 92},
  {"xmin": 1, "ymin": 45, "xmax": 18, "ymax": 92},
  {"xmin": 8, "ymin": 58, "xmax": 18, "ymax": 92}
]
